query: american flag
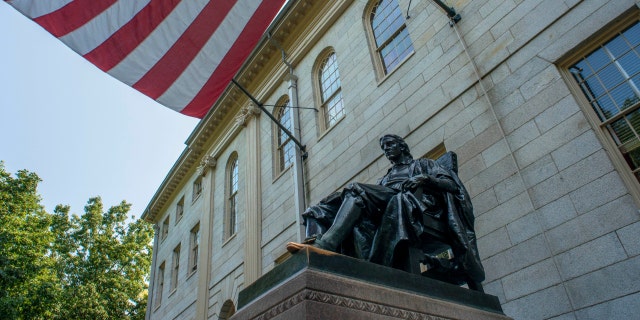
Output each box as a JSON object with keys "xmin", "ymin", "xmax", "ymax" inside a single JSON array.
[{"xmin": 6, "ymin": 0, "xmax": 287, "ymax": 118}]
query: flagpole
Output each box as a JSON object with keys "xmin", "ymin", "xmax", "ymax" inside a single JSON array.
[{"xmin": 231, "ymin": 78, "xmax": 306, "ymax": 154}]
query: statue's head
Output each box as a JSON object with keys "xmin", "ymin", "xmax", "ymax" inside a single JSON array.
[{"xmin": 379, "ymin": 134, "xmax": 413, "ymax": 161}]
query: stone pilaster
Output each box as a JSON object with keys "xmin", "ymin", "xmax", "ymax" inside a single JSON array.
[
  {"xmin": 196, "ymin": 158, "xmax": 215, "ymax": 319},
  {"xmin": 243, "ymin": 104, "xmax": 262, "ymax": 285}
]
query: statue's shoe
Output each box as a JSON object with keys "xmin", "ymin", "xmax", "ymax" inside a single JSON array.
[{"xmin": 285, "ymin": 241, "xmax": 336, "ymax": 255}]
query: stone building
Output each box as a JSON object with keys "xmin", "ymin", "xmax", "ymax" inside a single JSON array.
[{"xmin": 142, "ymin": 1, "xmax": 640, "ymax": 319}]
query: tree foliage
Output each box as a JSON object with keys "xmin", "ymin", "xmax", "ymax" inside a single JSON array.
[
  {"xmin": 0, "ymin": 162, "xmax": 58, "ymax": 319},
  {"xmin": 0, "ymin": 163, "xmax": 153, "ymax": 319}
]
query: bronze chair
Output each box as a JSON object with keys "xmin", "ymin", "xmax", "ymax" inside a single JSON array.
[{"xmin": 403, "ymin": 151, "xmax": 483, "ymax": 291}]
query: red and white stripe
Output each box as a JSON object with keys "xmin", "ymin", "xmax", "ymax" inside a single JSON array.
[{"xmin": 6, "ymin": 0, "xmax": 286, "ymax": 118}]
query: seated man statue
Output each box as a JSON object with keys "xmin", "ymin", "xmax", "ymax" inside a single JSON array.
[{"xmin": 300, "ymin": 134, "xmax": 485, "ymax": 291}]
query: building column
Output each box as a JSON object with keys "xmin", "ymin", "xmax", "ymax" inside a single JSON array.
[
  {"xmin": 241, "ymin": 104, "xmax": 262, "ymax": 284},
  {"xmin": 195, "ymin": 156, "xmax": 216, "ymax": 319}
]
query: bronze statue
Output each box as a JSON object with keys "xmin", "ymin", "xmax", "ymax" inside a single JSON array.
[{"xmin": 299, "ymin": 134, "xmax": 485, "ymax": 291}]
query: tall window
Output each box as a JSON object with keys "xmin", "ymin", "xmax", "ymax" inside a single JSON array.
[
  {"xmin": 275, "ymin": 98, "xmax": 294, "ymax": 173},
  {"xmin": 189, "ymin": 223, "xmax": 200, "ymax": 272},
  {"xmin": 155, "ymin": 262, "xmax": 165, "ymax": 306},
  {"xmin": 171, "ymin": 244, "xmax": 180, "ymax": 291},
  {"xmin": 175, "ymin": 196, "xmax": 184, "ymax": 223},
  {"xmin": 161, "ymin": 216, "xmax": 169, "ymax": 241},
  {"xmin": 568, "ymin": 21, "xmax": 640, "ymax": 183},
  {"xmin": 192, "ymin": 177, "xmax": 202, "ymax": 201},
  {"xmin": 226, "ymin": 154, "xmax": 239, "ymax": 239},
  {"xmin": 317, "ymin": 51, "xmax": 345, "ymax": 130},
  {"xmin": 368, "ymin": 0, "xmax": 414, "ymax": 75}
]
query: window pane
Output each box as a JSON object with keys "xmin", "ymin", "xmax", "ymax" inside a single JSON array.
[
  {"xmin": 617, "ymin": 109, "xmax": 640, "ymax": 173},
  {"xmin": 581, "ymin": 75, "xmax": 606, "ymax": 100},
  {"xmin": 283, "ymin": 140, "xmax": 294, "ymax": 167},
  {"xmin": 605, "ymin": 35, "xmax": 631, "ymax": 57},
  {"xmin": 623, "ymin": 23, "xmax": 640, "ymax": 44},
  {"xmin": 381, "ymin": 28, "xmax": 413, "ymax": 72},
  {"xmin": 593, "ymin": 95, "xmax": 618, "ymax": 120},
  {"xmin": 573, "ymin": 60, "xmax": 593, "ymax": 79},
  {"xmin": 326, "ymin": 91, "xmax": 345, "ymax": 127},
  {"xmin": 610, "ymin": 83, "xmax": 638, "ymax": 110},
  {"xmin": 229, "ymin": 194, "xmax": 236, "ymax": 236},
  {"xmin": 275, "ymin": 98, "xmax": 294, "ymax": 169},
  {"xmin": 231, "ymin": 158, "xmax": 238, "ymax": 193},
  {"xmin": 618, "ymin": 51, "xmax": 640, "ymax": 79},
  {"xmin": 371, "ymin": 0, "xmax": 413, "ymax": 74},
  {"xmin": 585, "ymin": 48, "xmax": 611, "ymax": 73},
  {"xmin": 598, "ymin": 64, "xmax": 625, "ymax": 90},
  {"xmin": 372, "ymin": 0, "xmax": 400, "ymax": 46},
  {"xmin": 278, "ymin": 102, "xmax": 292, "ymax": 150},
  {"xmin": 319, "ymin": 52, "xmax": 345, "ymax": 128},
  {"xmin": 319, "ymin": 53, "xmax": 341, "ymax": 102},
  {"xmin": 609, "ymin": 117, "xmax": 634, "ymax": 145}
]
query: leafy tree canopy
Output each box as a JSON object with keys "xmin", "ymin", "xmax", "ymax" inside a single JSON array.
[{"xmin": 0, "ymin": 162, "xmax": 153, "ymax": 320}]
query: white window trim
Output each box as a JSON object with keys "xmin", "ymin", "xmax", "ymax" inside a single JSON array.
[{"xmin": 559, "ymin": 12, "xmax": 640, "ymax": 206}]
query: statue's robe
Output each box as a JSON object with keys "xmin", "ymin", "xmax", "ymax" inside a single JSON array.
[{"xmin": 302, "ymin": 158, "xmax": 485, "ymax": 285}]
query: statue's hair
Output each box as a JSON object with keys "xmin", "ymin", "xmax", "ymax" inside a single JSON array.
[{"xmin": 379, "ymin": 134, "xmax": 413, "ymax": 158}]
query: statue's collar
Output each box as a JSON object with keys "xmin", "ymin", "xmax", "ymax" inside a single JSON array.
[{"xmin": 390, "ymin": 157, "xmax": 413, "ymax": 166}]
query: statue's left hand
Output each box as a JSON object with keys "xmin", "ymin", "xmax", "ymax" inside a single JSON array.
[{"xmin": 402, "ymin": 175, "xmax": 434, "ymax": 191}]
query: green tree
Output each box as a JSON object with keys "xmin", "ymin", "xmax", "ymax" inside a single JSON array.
[
  {"xmin": 52, "ymin": 198, "xmax": 153, "ymax": 320},
  {"xmin": 0, "ymin": 163, "xmax": 153, "ymax": 319},
  {"xmin": 0, "ymin": 162, "xmax": 60, "ymax": 319}
]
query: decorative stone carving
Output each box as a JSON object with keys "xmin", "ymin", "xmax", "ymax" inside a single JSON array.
[
  {"xmin": 254, "ymin": 289, "xmax": 453, "ymax": 320},
  {"xmin": 196, "ymin": 155, "xmax": 216, "ymax": 177},
  {"xmin": 235, "ymin": 104, "xmax": 261, "ymax": 127}
]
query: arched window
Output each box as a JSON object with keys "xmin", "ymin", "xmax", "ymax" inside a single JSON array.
[
  {"xmin": 274, "ymin": 97, "xmax": 294, "ymax": 174},
  {"xmin": 316, "ymin": 50, "xmax": 345, "ymax": 130},
  {"xmin": 225, "ymin": 154, "xmax": 239, "ymax": 239},
  {"xmin": 367, "ymin": 0, "xmax": 414, "ymax": 76}
]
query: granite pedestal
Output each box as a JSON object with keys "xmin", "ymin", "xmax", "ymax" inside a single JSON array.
[{"xmin": 232, "ymin": 247, "xmax": 511, "ymax": 320}]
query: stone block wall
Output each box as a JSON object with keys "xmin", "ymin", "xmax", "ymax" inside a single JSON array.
[
  {"xmin": 257, "ymin": 0, "xmax": 640, "ymax": 319},
  {"xmin": 148, "ymin": 0, "xmax": 640, "ymax": 319}
]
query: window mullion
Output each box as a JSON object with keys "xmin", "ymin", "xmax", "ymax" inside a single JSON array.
[
  {"xmin": 603, "ymin": 46, "xmax": 640, "ymax": 98},
  {"xmin": 376, "ymin": 26, "xmax": 404, "ymax": 52}
]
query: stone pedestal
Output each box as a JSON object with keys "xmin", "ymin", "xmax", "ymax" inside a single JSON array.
[{"xmin": 233, "ymin": 247, "xmax": 511, "ymax": 320}]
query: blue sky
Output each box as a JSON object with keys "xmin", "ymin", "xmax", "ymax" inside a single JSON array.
[{"xmin": 0, "ymin": 2, "xmax": 199, "ymax": 218}]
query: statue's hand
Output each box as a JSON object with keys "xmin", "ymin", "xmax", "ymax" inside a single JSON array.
[{"xmin": 402, "ymin": 175, "xmax": 433, "ymax": 191}]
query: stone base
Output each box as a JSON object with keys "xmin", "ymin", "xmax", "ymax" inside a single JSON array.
[{"xmin": 233, "ymin": 247, "xmax": 511, "ymax": 320}]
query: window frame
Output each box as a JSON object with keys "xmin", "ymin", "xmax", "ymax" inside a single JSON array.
[
  {"xmin": 559, "ymin": 12, "xmax": 640, "ymax": 203},
  {"xmin": 189, "ymin": 223, "xmax": 200, "ymax": 274},
  {"xmin": 192, "ymin": 176, "xmax": 203, "ymax": 203},
  {"xmin": 314, "ymin": 48, "xmax": 345, "ymax": 133},
  {"xmin": 170, "ymin": 244, "xmax": 180, "ymax": 292},
  {"xmin": 154, "ymin": 261, "xmax": 165, "ymax": 309},
  {"xmin": 225, "ymin": 153, "xmax": 239, "ymax": 240},
  {"xmin": 364, "ymin": 0, "xmax": 415, "ymax": 80},
  {"xmin": 273, "ymin": 96, "xmax": 294, "ymax": 176},
  {"xmin": 175, "ymin": 195, "xmax": 184, "ymax": 224},
  {"xmin": 161, "ymin": 216, "xmax": 169, "ymax": 242}
]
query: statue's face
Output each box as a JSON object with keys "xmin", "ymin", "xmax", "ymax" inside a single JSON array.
[{"xmin": 381, "ymin": 137, "xmax": 403, "ymax": 160}]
